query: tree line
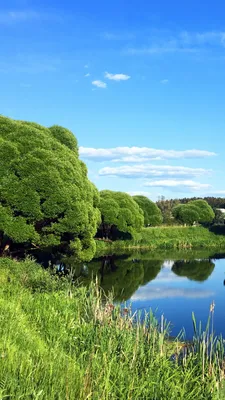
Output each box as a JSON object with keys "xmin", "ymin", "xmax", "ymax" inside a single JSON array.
[{"xmin": 0, "ymin": 116, "xmax": 221, "ymax": 261}]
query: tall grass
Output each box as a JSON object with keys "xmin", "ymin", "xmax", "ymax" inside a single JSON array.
[
  {"xmin": 95, "ymin": 226, "xmax": 225, "ymax": 255},
  {"xmin": 0, "ymin": 257, "xmax": 224, "ymax": 399}
]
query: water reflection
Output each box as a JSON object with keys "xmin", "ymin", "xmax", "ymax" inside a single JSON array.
[
  {"xmin": 63, "ymin": 254, "xmax": 218, "ymax": 302},
  {"xmin": 172, "ymin": 260, "xmax": 215, "ymax": 282},
  {"xmin": 75, "ymin": 255, "xmax": 163, "ymax": 301}
]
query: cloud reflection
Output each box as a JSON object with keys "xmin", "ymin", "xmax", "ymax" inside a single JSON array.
[{"xmin": 131, "ymin": 286, "xmax": 214, "ymax": 301}]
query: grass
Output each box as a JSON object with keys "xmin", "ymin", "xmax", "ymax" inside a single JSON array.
[
  {"xmin": 95, "ymin": 226, "xmax": 225, "ymax": 255},
  {"xmin": 0, "ymin": 257, "xmax": 225, "ymax": 399}
]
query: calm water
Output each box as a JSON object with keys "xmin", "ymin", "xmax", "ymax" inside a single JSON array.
[{"xmin": 71, "ymin": 250, "xmax": 225, "ymax": 339}]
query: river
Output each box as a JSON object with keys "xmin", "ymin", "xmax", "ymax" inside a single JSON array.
[{"xmin": 65, "ymin": 249, "xmax": 225, "ymax": 339}]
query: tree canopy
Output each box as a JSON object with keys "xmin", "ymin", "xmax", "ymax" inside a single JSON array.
[
  {"xmin": 133, "ymin": 195, "xmax": 163, "ymax": 226},
  {"xmin": 98, "ymin": 190, "xmax": 144, "ymax": 239},
  {"xmin": 0, "ymin": 116, "xmax": 100, "ymax": 260},
  {"xmin": 172, "ymin": 200, "xmax": 215, "ymax": 225}
]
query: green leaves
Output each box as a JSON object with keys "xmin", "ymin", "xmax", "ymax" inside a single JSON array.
[
  {"xmin": 133, "ymin": 195, "xmax": 163, "ymax": 226},
  {"xmin": 0, "ymin": 116, "xmax": 99, "ymax": 261},
  {"xmin": 172, "ymin": 200, "xmax": 215, "ymax": 225},
  {"xmin": 99, "ymin": 191, "xmax": 144, "ymax": 239}
]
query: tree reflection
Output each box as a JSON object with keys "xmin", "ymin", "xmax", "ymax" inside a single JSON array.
[
  {"xmin": 172, "ymin": 259, "xmax": 215, "ymax": 282},
  {"xmin": 76, "ymin": 255, "xmax": 162, "ymax": 301}
]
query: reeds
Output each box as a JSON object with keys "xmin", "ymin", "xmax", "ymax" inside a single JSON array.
[
  {"xmin": 0, "ymin": 257, "xmax": 224, "ymax": 399},
  {"xmin": 95, "ymin": 226, "xmax": 225, "ymax": 256}
]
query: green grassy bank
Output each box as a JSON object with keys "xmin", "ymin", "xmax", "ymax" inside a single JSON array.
[
  {"xmin": 95, "ymin": 226, "xmax": 225, "ymax": 255},
  {"xmin": 0, "ymin": 257, "xmax": 225, "ymax": 399}
]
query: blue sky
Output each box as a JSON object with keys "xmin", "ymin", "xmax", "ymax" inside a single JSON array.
[{"xmin": 1, "ymin": 0, "xmax": 225, "ymax": 200}]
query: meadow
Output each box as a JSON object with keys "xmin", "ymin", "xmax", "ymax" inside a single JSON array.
[{"xmin": 95, "ymin": 226, "xmax": 225, "ymax": 255}]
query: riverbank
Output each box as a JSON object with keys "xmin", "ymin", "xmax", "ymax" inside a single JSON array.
[
  {"xmin": 0, "ymin": 257, "xmax": 224, "ymax": 399},
  {"xmin": 95, "ymin": 226, "xmax": 225, "ymax": 256}
]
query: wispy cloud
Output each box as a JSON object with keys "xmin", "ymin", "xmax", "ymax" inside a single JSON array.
[
  {"xmin": 143, "ymin": 179, "xmax": 212, "ymax": 191},
  {"xmin": 105, "ymin": 71, "xmax": 131, "ymax": 81},
  {"xmin": 99, "ymin": 165, "xmax": 211, "ymax": 179},
  {"xmin": 179, "ymin": 31, "xmax": 225, "ymax": 46},
  {"xmin": 79, "ymin": 146, "xmax": 216, "ymax": 162},
  {"xmin": 84, "ymin": 73, "xmax": 90, "ymax": 77},
  {"xmin": 92, "ymin": 80, "xmax": 107, "ymax": 89},
  {"xmin": 0, "ymin": 10, "xmax": 62, "ymax": 24},
  {"xmin": 19, "ymin": 83, "xmax": 32, "ymax": 88},
  {"xmin": 125, "ymin": 44, "xmax": 197, "ymax": 56},
  {"xmin": 84, "ymin": 64, "xmax": 89, "ymax": 68},
  {"xmin": 0, "ymin": 55, "xmax": 61, "ymax": 74},
  {"xmin": 102, "ymin": 32, "xmax": 135, "ymax": 40},
  {"xmin": 124, "ymin": 30, "xmax": 225, "ymax": 56},
  {"xmin": 161, "ymin": 79, "xmax": 169, "ymax": 84}
]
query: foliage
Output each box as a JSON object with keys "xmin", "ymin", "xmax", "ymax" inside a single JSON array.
[
  {"xmin": 157, "ymin": 196, "xmax": 225, "ymax": 210},
  {"xmin": 213, "ymin": 209, "xmax": 225, "ymax": 225},
  {"xmin": 97, "ymin": 190, "xmax": 144, "ymax": 240},
  {"xmin": 133, "ymin": 195, "xmax": 163, "ymax": 226},
  {"xmin": 0, "ymin": 257, "xmax": 224, "ymax": 399},
  {"xmin": 0, "ymin": 116, "xmax": 100, "ymax": 261},
  {"xmin": 172, "ymin": 204, "xmax": 200, "ymax": 225},
  {"xmin": 190, "ymin": 200, "xmax": 215, "ymax": 224},
  {"xmin": 172, "ymin": 200, "xmax": 215, "ymax": 225},
  {"xmin": 172, "ymin": 259, "xmax": 215, "ymax": 282}
]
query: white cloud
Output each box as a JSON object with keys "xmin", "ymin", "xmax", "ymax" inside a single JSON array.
[
  {"xmin": 144, "ymin": 179, "xmax": 212, "ymax": 191},
  {"xmin": 79, "ymin": 146, "xmax": 216, "ymax": 162},
  {"xmin": 99, "ymin": 165, "xmax": 211, "ymax": 179},
  {"xmin": 84, "ymin": 73, "xmax": 90, "ymax": 77},
  {"xmin": 161, "ymin": 79, "xmax": 169, "ymax": 84},
  {"xmin": 84, "ymin": 64, "xmax": 89, "ymax": 68},
  {"xmin": 127, "ymin": 191, "xmax": 152, "ymax": 197},
  {"xmin": 105, "ymin": 72, "xmax": 131, "ymax": 81},
  {"xmin": 92, "ymin": 80, "xmax": 107, "ymax": 89}
]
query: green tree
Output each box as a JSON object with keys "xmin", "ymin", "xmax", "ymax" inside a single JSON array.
[
  {"xmin": 133, "ymin": 195, "xmax": 163, "ymax": 226},
  {"xmin": 172, "ymin": 200, "xmax": 215, "ymax": 225},
  {"xmin": 172, "ymin": 204, "xmax": 199, "ymax": 225},
  {"xmin": 98, "ymin": 191, "xmax": 144, "ymax": 240},
  {"xmin": 0, "ymin": 116, "xmax": 100, "ymax": 261},
  {"xmin": 189, "ymin": 200, "xmax": 215, "ymax": 224}
]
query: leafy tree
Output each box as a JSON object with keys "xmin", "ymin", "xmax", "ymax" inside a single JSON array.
[
  {"xmin": 156, "ymin": 198, "xmax": 180, "ymax": 225},
  {"xmin": 172, "ymin": 259, "xmax": 215, "ymax": 282},
  {"xmin": 189, "ymin": 200, "xmax": 215, "ymax": 224},
  {"xmin": 133, "ymin": 195, "xmax": 163, "ymax": 226},
  {"xmin": 172, "ymin": 204, "xmax": 199, "ymax": 225},
  {"xmin": 0, "ymin": 116, "xmax": 100, "ymax": 260},
  {"xmin": 98, "ymin": 191, "xmax": 144, "ymax": 240},
  {"xmin": 172, "ymin": 200, "xmax": 215, "ymax": 225}
]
